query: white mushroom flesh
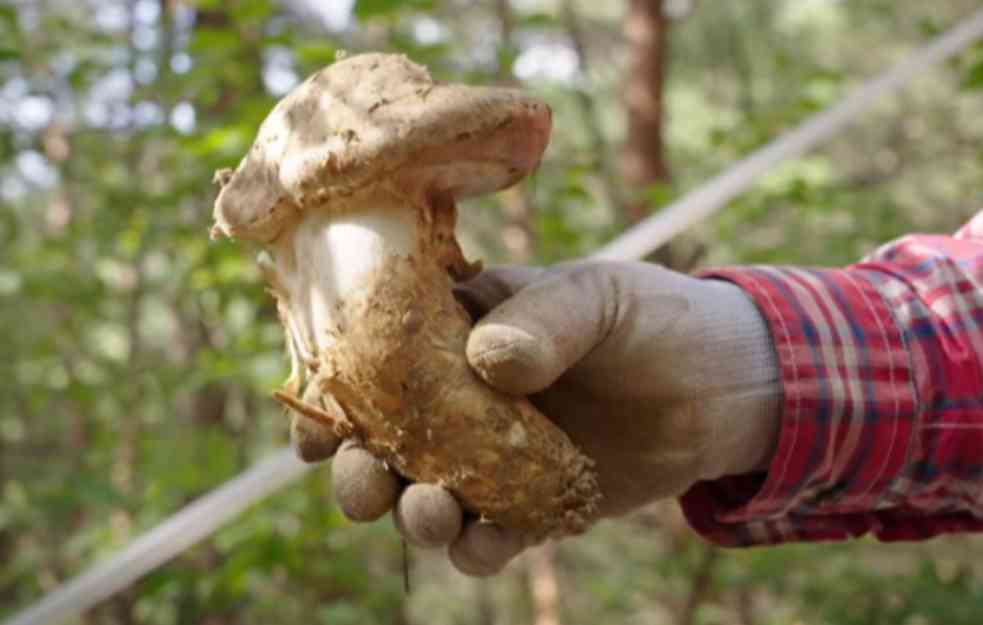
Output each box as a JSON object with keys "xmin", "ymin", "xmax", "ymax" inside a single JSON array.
[{"xmin": 258, "ymin": 197, "xmax": 418, "ymax": 394}]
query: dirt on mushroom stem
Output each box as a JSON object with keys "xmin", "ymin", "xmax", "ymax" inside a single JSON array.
[
  {"xmin": 210, "ymin": 52, "xmax": 600, "ymax": 538},
  {"xmin": 266, "ymin": 186, "xmax": 599, "ymax": 538}
]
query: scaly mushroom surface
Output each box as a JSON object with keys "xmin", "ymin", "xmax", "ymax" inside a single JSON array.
[{"xmin": 211, "ymin": 53, "xmax": 599, "ymax": 537}]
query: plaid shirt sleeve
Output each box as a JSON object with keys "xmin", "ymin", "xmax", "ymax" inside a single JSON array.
[{"xmin": 679, "ymin": 210, "xmax": 983, "ymax": 546}]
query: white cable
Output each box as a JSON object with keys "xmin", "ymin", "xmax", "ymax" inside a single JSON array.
[
  {"xmin": 7, "ymin": 9, "xmax": 983, "ymax": 625},
  {"xmin": 594, "ymin": 8, "xmax": 983, "ymax": 260}
]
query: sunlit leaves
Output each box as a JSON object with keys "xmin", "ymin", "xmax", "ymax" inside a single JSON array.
[
  {"xmin": 293, "ymin": 42, "xmax": 338, "ymax": 72},
  {"xmin": 3, "ymin": 2, "xmax": 983, "ymax": 624},
  {"xmin": 354, "ymin": 0, "xmax": 435, "ymax": 21},
  {"xmin": 0, "ymin": 5, "xmax": 19, "ymax": 64},
  {"xmin": 962, "ymin": 43, "xmax": 983, "ymax": 90}
]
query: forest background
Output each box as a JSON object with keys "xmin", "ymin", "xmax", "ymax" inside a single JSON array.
[{"xmin": 2, "ymin": 1, "xmax": 983, "ymax": 623}]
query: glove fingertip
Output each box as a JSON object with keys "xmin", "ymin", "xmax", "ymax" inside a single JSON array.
[
  {"xmin": 466, "ymin": 324, "xmax": 557, "ymax": 396},
  {"xmin": 290, "ymin": 413, "xmax": 341, "ymax": 463},
  {"xmin": 394, "ymin": 483, "xmax": 463, "ymax": 548},
  {"xmin": 331, "ymin": 441, "xmax": 400, "ymax": 522},
  {"xmin": 448, "ymin": 522, "xmax": 524, "ymax": 577}
]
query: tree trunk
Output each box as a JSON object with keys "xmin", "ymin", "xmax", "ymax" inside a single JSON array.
[
  {"xmin": 621, "ymin": 1, "xmax": 702, "ymax": 269},
  {"xmin": 621, "ymin": 0, "xmax": 671, "ymax": 224}
]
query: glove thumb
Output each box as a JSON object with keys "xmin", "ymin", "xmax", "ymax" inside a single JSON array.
[{"xmin": 464, "ymin": 264, "xmax": 618, "ymax": 396}]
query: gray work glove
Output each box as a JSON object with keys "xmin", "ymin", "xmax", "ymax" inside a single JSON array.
[{"xmin": 290, "ymin": 261, "xmax": 782, "ymax": 576}]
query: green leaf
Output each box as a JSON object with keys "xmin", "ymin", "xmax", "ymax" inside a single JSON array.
[
  {"xmin": 190, "ymin": 27, "xmax": 241, "ymax": 56},
  {"xmin": 517, "ymin": 12, "xmax": 559, "ymax": 28},
  {"xmin": 917, "ymin": 16, "xmax": 942, "ymax": 37},
  {"xmin": 230, "ymin": 0, "xmax": 273, "ymax": 23},
  {"xmin": 294, "ymin": 42, "xmax": 338, "ymax": 69},
  {"xmin": 643, "ymin": 182, "xmax": 676, "ymax": 208},
  {"xmin": 0, "ymin": 48, "xmax": 18, "ymax": 61},
  {"xmin": 354, "ymin": 0, "xmax": 434, "ymax": 20},
  {"xmin": 0, "ymin": 6, "xmax": 16, "ymax": 29},
  {"xmin": 964, "ymin": 60, "xmax": 983, "ymax": 90},
  {"xmin": 353, "ymin": 0, "xmax": 397, "ymax": 19},
  {"xmin": 318, "ymin": 602, "xmax": 367, "ymax": 625}
]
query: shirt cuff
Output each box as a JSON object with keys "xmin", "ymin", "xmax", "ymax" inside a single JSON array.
[{"xmin": 679, "ymin": 266, "xmax": 919, "ymax": 546}]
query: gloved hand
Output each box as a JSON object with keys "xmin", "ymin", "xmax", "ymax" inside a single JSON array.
[{"xmin": 290, "ymin": 261, "xmax": 782, "ymax": 575}]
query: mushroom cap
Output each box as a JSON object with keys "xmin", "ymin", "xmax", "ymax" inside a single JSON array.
[{"xmin": 212, "ymin": 53, "xmax": 552, "ymax": 242}]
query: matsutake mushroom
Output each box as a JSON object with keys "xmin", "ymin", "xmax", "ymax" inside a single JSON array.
[{"xmin": 211, "ymin": 52, "xmax": 599, "ymax": 538}]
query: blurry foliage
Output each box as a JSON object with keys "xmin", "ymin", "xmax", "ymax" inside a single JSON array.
[{"xmin": 1, "ymin": 0, "xmax": 982, "ymax": 624}]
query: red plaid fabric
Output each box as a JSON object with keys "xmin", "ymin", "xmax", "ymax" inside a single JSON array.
[{"xmin": 680, "ymin": 211, "xmax": 983, "ymax": 546}]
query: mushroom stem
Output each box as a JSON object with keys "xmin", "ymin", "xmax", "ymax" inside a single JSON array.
[
  {"xmin": 261, "ymin": 193, "xmax": 598, "ymax": 537},
  {"xmin": 214, "ymin": 53, "xmax": 600, "ymax": 538},
  {"xmin": 269, "ymin": 199, "xmax": 419, "ymax": 366}
]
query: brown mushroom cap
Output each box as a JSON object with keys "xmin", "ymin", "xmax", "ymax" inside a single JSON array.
[{"xmin": 212, "ymin": 52, "xmax": 552, "ymax": 243}]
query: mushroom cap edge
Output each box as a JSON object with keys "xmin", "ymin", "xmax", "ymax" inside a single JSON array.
[{"xmin": 211, "ymin": 52, "xmax": 552, "ymax": 243}]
